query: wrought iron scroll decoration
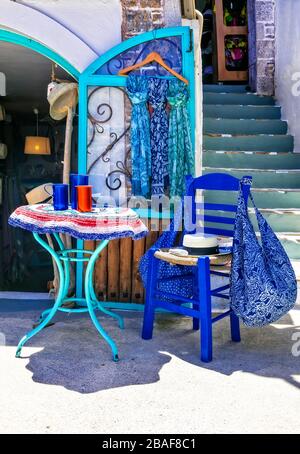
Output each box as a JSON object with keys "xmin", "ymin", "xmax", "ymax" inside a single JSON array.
[
  {"xmin": 98, "ymin": 37, "xmax": 183, "ymax": 76},
  {"xmin": 88, "ymin": 37, "xmax": 183, "ymax": 191},
  {"xmin": 87, "ymin": 86, "xmax": 132, "ymax": 191}
]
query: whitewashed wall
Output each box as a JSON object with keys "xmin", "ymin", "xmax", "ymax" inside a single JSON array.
[
  {"xmin": 275, "ymin": 0, "xmax": 300, "ymax": 152},
  {"xmin": 0, "ymin": 0, "xmax": 122, "ymax": 73}
]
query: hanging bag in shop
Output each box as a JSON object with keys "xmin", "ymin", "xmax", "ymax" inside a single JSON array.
[{"xmin": 230, "ymin": 178, "xmax": 297, "ymax": 327}]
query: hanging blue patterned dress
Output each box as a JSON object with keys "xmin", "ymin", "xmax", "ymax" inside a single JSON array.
[
  {"xmin": 148, "ymin": 77, "xmax": 169, "ymax": 196},
  {"xmin": 126, "ymin": 75, "xmax": 151, "ymax": 197},
  {"xmin": 167, "ymin": 79, "xmax": 194, "ymax": 197}
]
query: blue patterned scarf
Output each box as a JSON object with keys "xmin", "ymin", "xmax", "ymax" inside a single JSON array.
[
  {"xmin": 148, "ymin": 77, "xmax": 169, "ymax": 196},
  {"xmin": 167, "ymin": 79, "xmax": 194, "ymax": 197},
  {"xmin": 126, "ymin": 75, "xmax": 151, "ymax": 197}
]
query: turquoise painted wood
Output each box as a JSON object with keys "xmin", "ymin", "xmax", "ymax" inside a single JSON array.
[
  {"xmin": 204, "ymin": 135, "xmax": 294, "ymax": 152},
  {"xmin": 78, "ymin": 26, "xmax": 195, "ymax": 175},
  {"xmin": 80, "ymin": 27, "xmax": 192, "ymax": 78},
  {"xmin": 204, "ymin": 118, "xmax": 288, "ymax": 135},
  {"xmin": 204, "ymin": 104, "xmax": 281, "ymax": 119},
  {"xmin": 203, "ymin": 151, "xmax": 300, "ymax": 169},
  {"xmin": 0, "ymin": 29, "xmax": 80, "ymax": 79},
  {"xmin": 204, "ymin": 92, "xmax": 275, "ymax": 105}
]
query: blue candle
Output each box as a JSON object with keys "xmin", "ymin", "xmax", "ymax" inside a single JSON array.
[
  {"xmin": 70, "ymin": 174, "xmax": 89, "ymax": 209},
  {"xmin": 52, "ymin": 184, "xmax": 69, "ymax": 211}
]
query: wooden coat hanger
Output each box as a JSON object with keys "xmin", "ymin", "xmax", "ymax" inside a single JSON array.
[{"xmin": 118, "ymin": 51, "xmax": 189, "ymax": 85}]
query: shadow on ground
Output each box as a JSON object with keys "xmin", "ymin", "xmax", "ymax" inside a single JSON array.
[{"xmin": 1, "ymin": 299, "xmax": 300, "ymax": 393}]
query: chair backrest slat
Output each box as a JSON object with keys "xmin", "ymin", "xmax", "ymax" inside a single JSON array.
[
  {"xmin": 203, "ymin": 227, "xmax": 235, "ymax": 237},
  {"xmin": 203, "ymin": 214, "xmax": 236, "ymax": 225},
  {"xmin": 203, "ymin": 203, "xmax": 237, "ymax": 213},
  {"xmin": 185, "ymin": 173, "xmax": 252, "ymax": 238}
]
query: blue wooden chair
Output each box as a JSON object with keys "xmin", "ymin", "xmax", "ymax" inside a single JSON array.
[{"xmin": 142, "ymin": 173, "xmax": 252, "ymax": 362}]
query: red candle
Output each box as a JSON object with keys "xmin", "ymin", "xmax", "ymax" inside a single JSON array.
[{"xmin": 76, "ymin": 185, "xmax": 92, "ymax": 212}]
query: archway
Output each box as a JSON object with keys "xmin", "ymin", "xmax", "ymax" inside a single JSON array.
[
  {"xmin": 0, "ymin": 34, "xmax": 79, "ymax": 292},
  {"xmin": 0, "ymin": 1, "xmax": 98, "ymax": 74},
  {"xmin": 0, "ymin": 29, "xmax": 79, "ymax": 81}
]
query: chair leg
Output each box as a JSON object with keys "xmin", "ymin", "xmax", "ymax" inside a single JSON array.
[
  {"xmin": 198, "ymin": 257, "xmax": 213, "ymax": 362},
  {"xmin": 142, "ymin": 250, "xmax": 158, "ymax": 340},
  {"xmin": 142, "ymin": 298, "xmax": 155, "ymax": 340},
  {"xmin": 230, "ymin": 310, "xmax": 241, "ymax": 342},
  {"xmin": 192, "ymin": 269, "xmax": 199, "ymax": 330},
  {"xmin": 193, "ymin": 304, "xmax": 200, "ymax": 331}
]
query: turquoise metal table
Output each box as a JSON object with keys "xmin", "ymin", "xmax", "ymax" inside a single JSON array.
[{"xmin": 8, "ymin": 204, "xmax": 148, "ymax": 361}]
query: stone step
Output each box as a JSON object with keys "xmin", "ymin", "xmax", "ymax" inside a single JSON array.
[
  {"xmin": 204, "ymin": 104, "xmax": 281, "ymax": 119},
  {"xmin": 204, "ymin": 118, "xmax": 288, "ymax": 135},
  {"xmin": 292, "ymin": 261, "xmax": 300, "ymax": 280},
  {"xmin": 203, "ymin": 84, "xmax": 249, "ymax": 93},
  {"xmin": 267, "ymin": 235, "xmax": 300, "ymax": 260},
  {"xmin": 203, "ymin": 150, "xmax": 300, "ymax": 169},
  {"xmin": 203, "ymin": 208, "xmax": 300, "ymax": 233},
  {"xmin": 203, "ymin": 167, "xmax": 300, "ymax": 188},
  {"xmin": 204, "ymin": 134, "xmax": 294, "ymax": 152},
  {"xmin": 251, "ymin": 209, "xmax": 300, "ymax": 232},
  {"xmin": 203, "ymin": 188, "xmax": 300, "ymax": 209},
  {"xmin": 203, "ymin": 92, "xmax": 275, "ymax": 105}
]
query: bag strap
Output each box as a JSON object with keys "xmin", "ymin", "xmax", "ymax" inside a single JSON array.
[
  {"xmin": 249, "ymin": 190, "xmax": 259, "ymax": 212},
  {"xmin": 237, "ymin": 177, "xmax": 268, "ymax": 237},
  {"xmin": 237, "ymin": 176, "xmax": 252, "ymax": 212}
]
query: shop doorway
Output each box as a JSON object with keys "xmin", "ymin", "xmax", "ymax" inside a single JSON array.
[
  {"xmin": 197, "ymin": 0, "xmax": 249, "ymax": 84},
  {"xmin": 0, "ymin": 40, "xmax": 77, "ymax": 292}
]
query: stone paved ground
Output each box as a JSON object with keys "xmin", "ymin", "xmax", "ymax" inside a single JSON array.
[{"xmin": 0, "ymin": 299, "xmax": 300, "ymax": 434}]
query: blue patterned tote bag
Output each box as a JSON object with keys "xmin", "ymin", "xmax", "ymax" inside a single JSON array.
[{"xmin": 230, "ymin": 178, "xmax": 297, "ymax": 327}]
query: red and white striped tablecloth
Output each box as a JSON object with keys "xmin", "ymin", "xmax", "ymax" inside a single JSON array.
[{"xmin": 9, "ymin": 204, "xmax": 148, "ymax": 241}]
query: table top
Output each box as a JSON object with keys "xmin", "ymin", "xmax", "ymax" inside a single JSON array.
[{"xmin": 9, "ymin": 204, "xmax": 148, "ymax": 241}]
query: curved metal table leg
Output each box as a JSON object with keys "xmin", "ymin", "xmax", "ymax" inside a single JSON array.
[
  {"xmin": 16, "ymin": 234, "xmax": 123, "ymax": 361},
  {"xmin": 37, "ymin": 308, "xmax": 52, "ymax": 323},
  {"xmin": 15, "ymin": 233, "xmax": 65, "ymax": 358},
  {"xmin": 96, "ymin": 302, "xmax": 124, "ymax": 330},
  {"xmin": 53, "ymin": 233, "xmax": 71, "ymax": 300},
  {"xmin": 84, "ymin": 240, "xmax": 120, "ymax": 362},
  {"xmin": 89, "ymin": 279, "xmax": 124, "ymax": 329}
]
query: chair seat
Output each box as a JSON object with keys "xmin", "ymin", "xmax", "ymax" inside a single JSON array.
[{"xmin": 154, "ymin": 249, "xmax": 232, "ymax": 268}]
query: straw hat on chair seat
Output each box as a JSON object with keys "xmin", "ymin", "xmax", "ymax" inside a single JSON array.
[{"xmin": 47, "ymin": 82, "xmax": 78, "ymax": 121}]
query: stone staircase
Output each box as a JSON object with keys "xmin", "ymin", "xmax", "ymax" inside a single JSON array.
[{"xmin": 203, "ymin": 84, "xmax": 300, "ymax": 275}]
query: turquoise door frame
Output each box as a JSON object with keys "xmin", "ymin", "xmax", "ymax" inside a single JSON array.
[
  {"xmin": 76, "ymin": 26, "xmax": 196, "ymax": 301},
  {"xmin": 78, "ymin": 26, "xmax": 195, "ymax": 174}
]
